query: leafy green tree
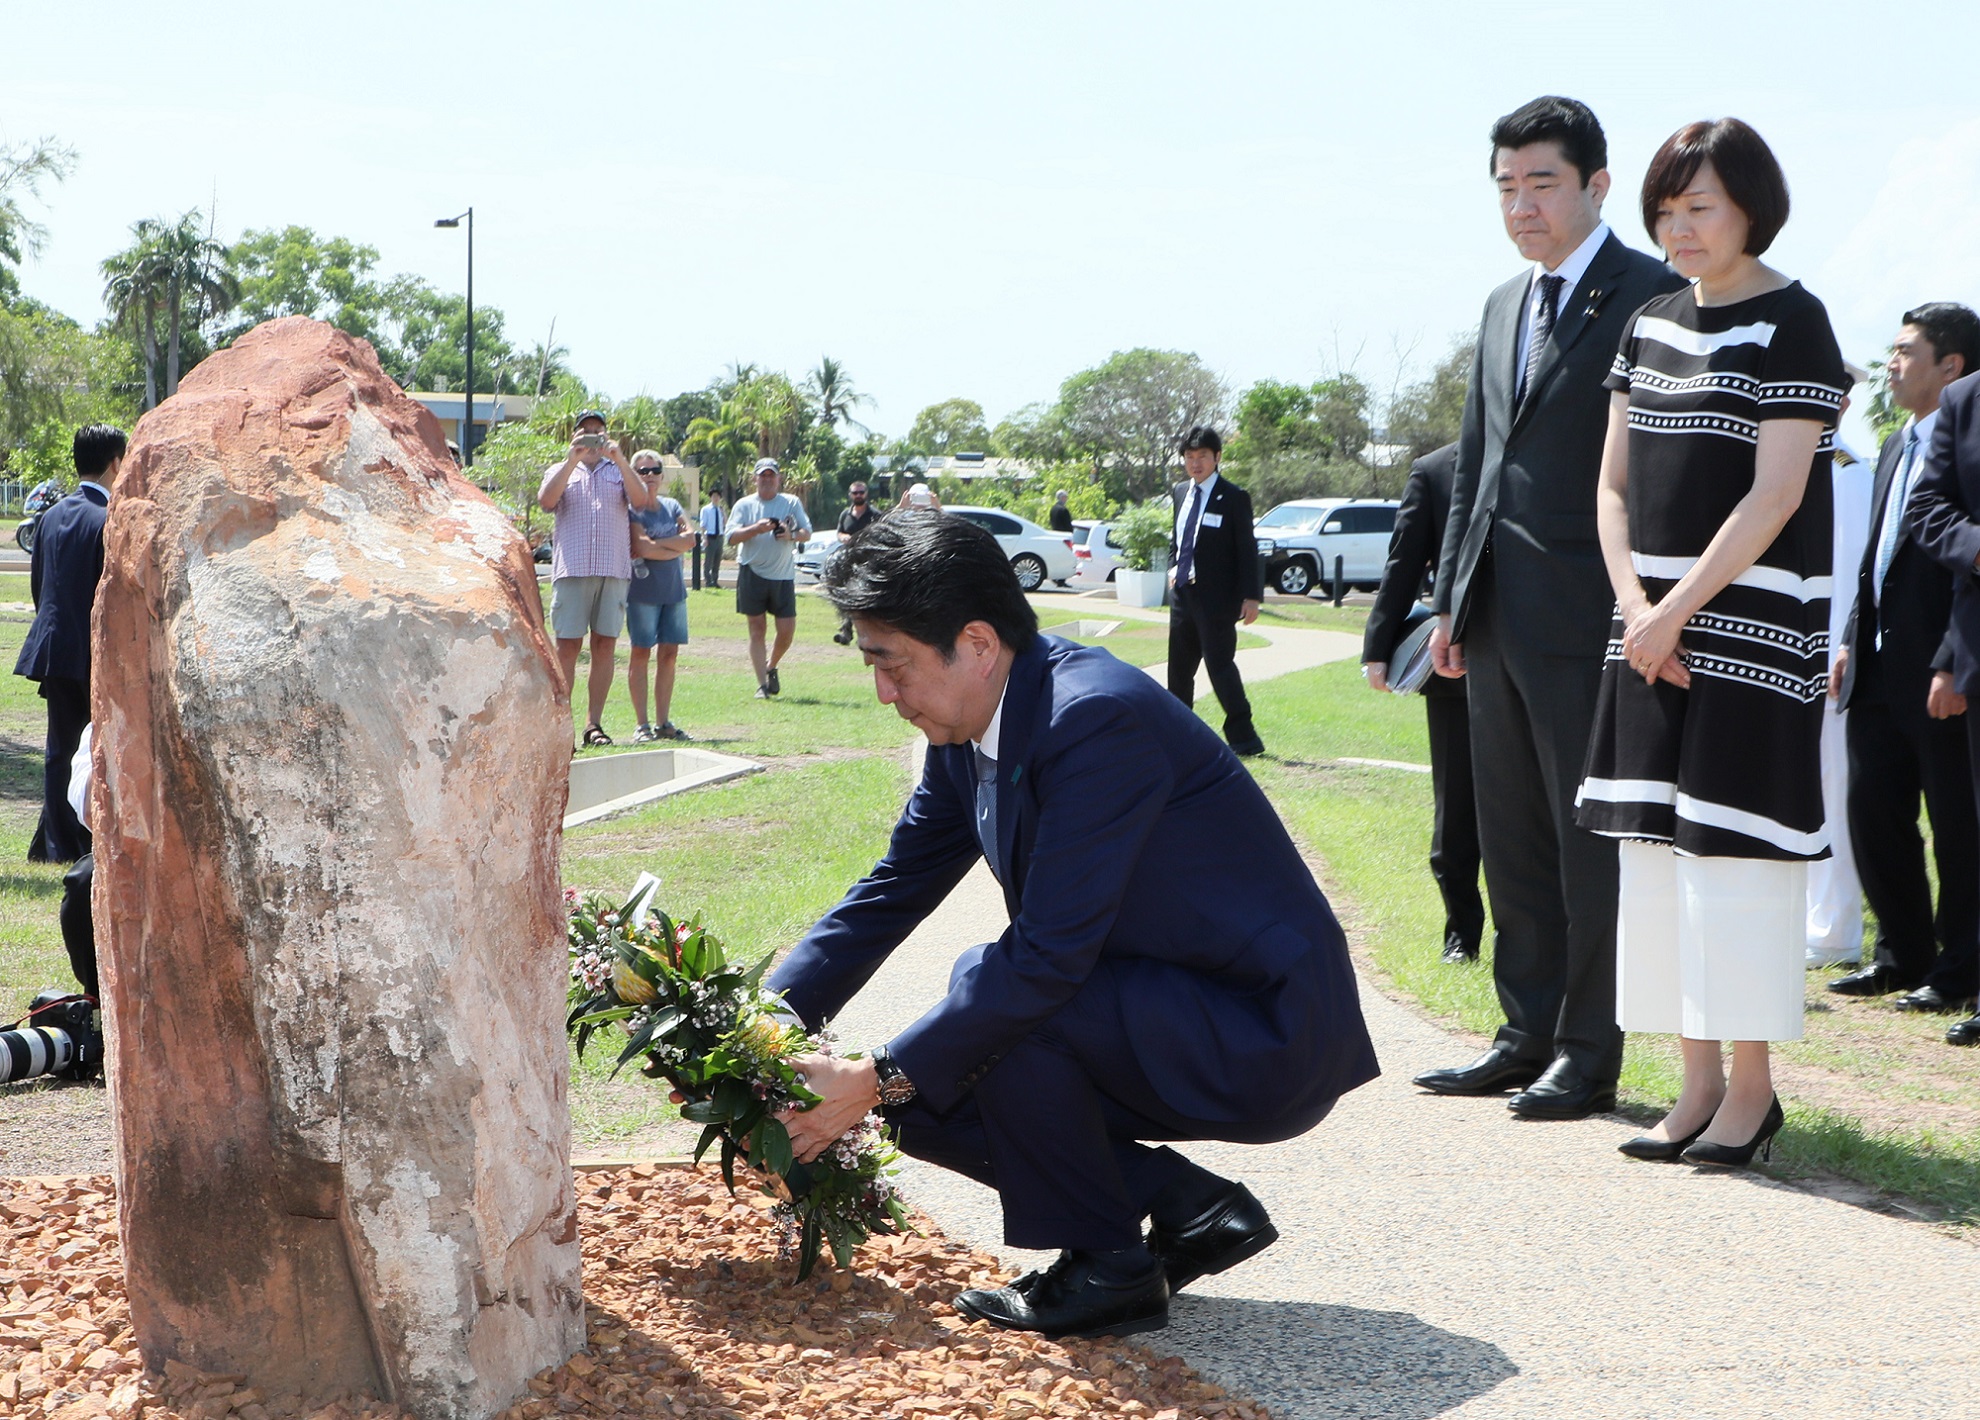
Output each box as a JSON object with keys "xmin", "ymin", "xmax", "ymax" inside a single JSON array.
[
  {"xmin": 101, "ymin": 222, "xmax": 168, "ymax": 410},
  {"xmin": 662, "ymin": 390, "xmax": 719, "ymax": 452},
  {"xmin": 378, "ymin": 275, "xmax": 518, "ymax": 395},
  {"xmin": 0, "ymin": 136, "xmax": 75, "ymax": 307},
  {"xmin": 1057, "ymin": 349, "xmax": 1227, "ymax": 501},
  {"xmin": 679, "ymin": 399, "xmax": 759, "ymax": 504},
  {"xmin": 805, "ymin": 356, "xmax": 868, "ymax": 434},
  {"xmin": 0, "ymin": 301, "xmax": 140, "ymax": 476},
  {"xmin": 472, "ymin": 421, "xmax": 567, "ymax": 546},
  {"xmin": 1386, "ymin": 333, "xmax": 1475, "ymax": 461},
  {"xmin": 734, "ymin": 372, "xmax": 805, "ymax": 460},
  {"xmin": 613, "ymin": 393, "xmax": 669, "ymax": 455},
  {"xmin": 224, "ymin": 225, "xmax": 387, "ymax": 344},
  {"xmin": 989, "ymin": 401, "xmax": 1070, "ymax": 463},
  {"xmin": 147, "ymin": 210, "xmax": 241, "ymax": 397},
  {"xmin": 907, "ymin": 398, "xmax": 990, "ymax": 456}
]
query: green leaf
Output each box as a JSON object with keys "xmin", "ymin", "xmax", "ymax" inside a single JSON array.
[
  {"xmin": 795, "ymin": 1208, "xmax": 823, "ymax": 1283},
  {"xmin": 692, "ymin": 1123, "xmax": 724, "ymax": 1165},
  {"xmin": 756, "ymin": 1116, "xmax": 794, "ymax": 1176},
  {"xmin": 679, "ymin": 1099, "xmax": 723, "ymax": 1124},
  {"xmin": 827, "ymin": 1217, "xmax": 855, "ymax": 1269},
  {"xmin": 720, "ymin": 1136, "xmax": 738, "ymax": 1195}
]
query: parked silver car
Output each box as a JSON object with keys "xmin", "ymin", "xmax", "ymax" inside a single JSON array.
[{"xmin": 1253, "ymin": 498, "xmax": 1399, "ymax": 596}]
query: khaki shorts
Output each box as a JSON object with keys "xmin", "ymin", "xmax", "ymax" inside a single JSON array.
[{"xmin": 549, "ymin": 575, "xmax": 629, "ymax": 639}]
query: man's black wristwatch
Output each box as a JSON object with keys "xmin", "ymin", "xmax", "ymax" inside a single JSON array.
[{"xmin": 871, "ymin": 1047, "xmax": 917, "ymax": 1107}]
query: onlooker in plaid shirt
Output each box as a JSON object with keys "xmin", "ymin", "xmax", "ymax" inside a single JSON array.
[{"xmin": 538, "ymin": 409, "xmax": 655, "ymax": 745}]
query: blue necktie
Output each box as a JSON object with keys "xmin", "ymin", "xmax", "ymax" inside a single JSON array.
[
  {"xmin": 1872, "ymin": 426, "xmax": 1922, "ymax": 605},
  {"xmin": 1518, "ymin": 273, "xmax": 1564, "ymax": 409},
  {"xmin": 1175, "ymin": 482, "xmax": 1204, "ymax": 586},
  {"xmin": 975, "ymin": 748, "xmax": 1001, "ymax": 881}
]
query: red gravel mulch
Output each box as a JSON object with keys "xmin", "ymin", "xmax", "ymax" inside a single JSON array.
[{"xmin": 1, "ymin": 1167, "xmax": 1271, "ymax": 1420}]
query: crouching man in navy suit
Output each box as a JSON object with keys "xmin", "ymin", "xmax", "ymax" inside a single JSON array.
[
  {"xmin": 767, "ymin": 513, "xmax": 1379, "ymax": 1341},
  {"xmin": 15, "ymin": 424, "xmax": 121, "ymax": 864}
]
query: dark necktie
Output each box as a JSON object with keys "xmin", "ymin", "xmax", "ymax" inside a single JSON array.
[
  {"xmin": 1519, "ymin": 273, "xmax": 1565, "ymax": 408},
  {"xmin": 1175, "ymin": 482, "xmax": 1205, "ymax": 586},
  {"xmin": 975, "ymin": 747, "xmax": 1001, "ymax": 881}
]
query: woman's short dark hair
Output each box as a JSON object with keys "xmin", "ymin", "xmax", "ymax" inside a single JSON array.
[
  {"xmin": 73, "ymin": 424, "xmax": 128, "ymax": 479},
  {"xmin": 1640, "ymin": 119, "xmax": 1790, "ymax": 256},
  {"xmin": 1179, "ymin": 425, "xmax": 1222, "ymax": 457},
  {"xmin": 1903, "ymin": 302, "xmax": 1980, "ymax": 378},
  {"xmin": 1488, "ymin": 96, "xmax": 1607, "ymax": 187},
  {"xmin": 823, "ymin": 511, "xmax": 1038, "ymax": 660}
]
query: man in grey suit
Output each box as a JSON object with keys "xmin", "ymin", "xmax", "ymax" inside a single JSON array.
[{"xmin": 1417, "ymin": 97, "xmax": 1686, "ymax": 1119}]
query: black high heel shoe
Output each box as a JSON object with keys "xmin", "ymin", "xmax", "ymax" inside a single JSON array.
[
  {"xmin": 1681, "ymin": 1095, "xmax": 1785, "ymax": 1169},
  {"xmin": 1618, "ymin": 1118, "xmax": 1710, "ymax": 1161}
]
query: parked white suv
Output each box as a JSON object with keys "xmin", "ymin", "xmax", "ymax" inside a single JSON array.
[
  {"xmin": 1253, "ymin": 498, "xmax": 1400, "ymax": 596},
  {"xmin": 1071, "ymin": 519, "xmax": 1123, "ymax": 584}
]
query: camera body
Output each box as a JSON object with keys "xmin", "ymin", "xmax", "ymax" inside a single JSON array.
[{"xmin": 0, "ymin": 991, "xmax": 104, "ymax": 1085}]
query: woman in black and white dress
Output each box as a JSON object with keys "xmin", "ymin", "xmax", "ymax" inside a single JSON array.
[{"xmin": 1576, "ymin": 119, "xmax": 1846, "ymax": 1168}]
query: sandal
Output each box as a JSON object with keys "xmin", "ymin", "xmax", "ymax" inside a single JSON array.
[
  {"xmin": 631, "ymin": 724, "xmax": 659, "ymax": 744},
  {"xmin": 582, "ymin": 724, "xmax": 613, "ymax": 747}
]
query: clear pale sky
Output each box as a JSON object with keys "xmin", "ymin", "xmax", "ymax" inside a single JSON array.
[{"xmin": 9, "ymin": 1, "xmax": 1979, "ymax": 449}]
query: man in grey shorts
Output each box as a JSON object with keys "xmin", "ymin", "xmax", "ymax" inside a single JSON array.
[
  {"xmin": 538, "ymin": 409, "xmax": 655, "ymax": 745},
  {"xmin": 728, "ymin": 457, "xmax": 812, "ymax": 698}
]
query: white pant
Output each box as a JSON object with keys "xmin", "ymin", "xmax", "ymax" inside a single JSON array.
[
  {"xmin": 1805, "ymin": 698, "xmax": 1863, "ymax": 958},
  {"xmin": 1618, "ymin": 841, "xmax": 1807, "ymax": 1041}
]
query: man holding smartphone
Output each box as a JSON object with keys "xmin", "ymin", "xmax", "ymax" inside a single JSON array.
[
  {"xmin": 538, "ymin": 409, "xmax": 655, "ymax": 745},
  {"xmin": 728, "ymin": 457, "xmax": 812, "ymax": 697}
]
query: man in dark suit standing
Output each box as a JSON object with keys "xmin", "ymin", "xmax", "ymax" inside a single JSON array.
[
  {"xmin": 1906, "ymin": 364, "xmax": 1980, "ymax": 1047},
  {"xmin": 14, "ymin": 424, "xmax": 123, "ymax": 864},
  {"xmin": 768, "ymin": 513, "xmax": 1378, "ymax": 1340},
  {"xmin": 1363, "ymin": 442, "xmax": 1484, "ymax": 964},
  {"xmin": 1829, "ymin": 305, "xmax": 1980, "ymax": 1016},
  {"xmin": 1418, "ymin": 97, "xmax": 1686, "ymax": 1119},
  {"xmin": 1166, "ymin": 426, "xmax": 1265, "ymax": 757}
]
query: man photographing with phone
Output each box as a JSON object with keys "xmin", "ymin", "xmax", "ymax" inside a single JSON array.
[{"xmin": 539, "ymin": 409, "xmax": 656, "ymax": 746}]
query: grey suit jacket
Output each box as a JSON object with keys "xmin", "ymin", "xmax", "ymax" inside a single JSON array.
[{"xmin": 1436, "ymin": 233, "xmax": 1686, "ymax": 654}]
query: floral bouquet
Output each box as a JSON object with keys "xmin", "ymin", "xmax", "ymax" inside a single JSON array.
[{"xmin": 565, "ymin": 874, "xmax": 911, "ymax": 1279}]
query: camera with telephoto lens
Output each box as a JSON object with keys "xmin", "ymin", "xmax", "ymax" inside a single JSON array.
[{"xmin": 0, "ymin": 990, "xmax": 104, "ymax": 1085}]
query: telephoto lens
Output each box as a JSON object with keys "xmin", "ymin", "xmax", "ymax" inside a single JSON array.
[{"xmin": 0, "ymin": 991, "xmax": 103, "ymax": 1085}]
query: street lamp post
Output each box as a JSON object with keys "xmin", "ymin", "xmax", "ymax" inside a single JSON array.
[{"xmin": 434, "ymin": 208, "xmax": 473, "ymax": 465}]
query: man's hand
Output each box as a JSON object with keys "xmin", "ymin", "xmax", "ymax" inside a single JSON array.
[
  {"xmin": 1364, "ymin": 660, "xmax": 1390, "ymax": 693},
  {"xmin": 1239, "ymin": 598, "xmax": 1261, "ymax": 626},
  {"xmin": 776, "ymin": 1052, "xmax": 881, "ymax": 1164},
  {"xmin": 1429, "ymin": 615, "xmax": 1466, "ymax": 678},
  {"xmin": 1927, "ymin": 669, "xmax": 1968, "ymax": 720},
  {"xmin": 1827, "ymin": 646, "xmax": 1848, "ymax": 701}
]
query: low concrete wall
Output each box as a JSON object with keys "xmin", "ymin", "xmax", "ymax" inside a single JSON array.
[{"xmin": 563, "ymin": 748, "xmax": 761, "ymax": 829}]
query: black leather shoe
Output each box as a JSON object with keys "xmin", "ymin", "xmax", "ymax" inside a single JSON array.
[
  {"xmin": 1441, "ymin": 941, "xmax": 1480, "ymax": 964},
  {"xmin": 1228, "ymin": 736, "xmax": 1266, "ymax": 758},
  {"xmin": 1681, "ymin": 1095, "xmax": 1785, "ymax": 1169},
  {"xmin": 1948, "ymin": 1014, "xmax": 1980, "ymax": 1047},
  {"xmin": 1618, "ymin": 1120, "xmax": 1709, "ymax": 1161},
  {"xmin": 1507, "ymin": 1057, "xmax": 1617, "ymax": 1120},
  {"xmin": 1893, "ymin": 985, "xmax": 1979, "ymax": 1014},
  {"xmin": 953, "ymin": 1251, "xmax": 1169, "ymax": 1340},
  {"xmin": 1147, "ymin": 1182, "xmax": 1278, "ymax": 1293},
  {"xmin": 1828, "ymin": 964, "xmax": 1920, "ymax": 998},
  {"xmin": 1413, "ymin": 1048, "xmax": 1544, "ymax": 1096}
]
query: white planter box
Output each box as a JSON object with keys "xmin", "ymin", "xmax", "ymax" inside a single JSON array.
[{"xmin": 1115, "ymin": 568, "xmax": 1169, "ymax": 608}]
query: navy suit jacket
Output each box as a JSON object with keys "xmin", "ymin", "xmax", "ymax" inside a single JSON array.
[
  {"xmin": 1169, "ymin": 475, "xmax": 1263, "ymax": 610},
  {"xmin": 14, "ymin": 484, "xmax": 108, "ymax": 687},
  {"xmin": 1839, "ymin": 426, "xmax": 1957, "ymax": 710},
  {"xmin": 1906, "ymin": 373, "xmax": 1980, "ymax": 694},
  {"xmin": 770, "ymin": 635, "xmax": 1379, "ymax": 1124}
]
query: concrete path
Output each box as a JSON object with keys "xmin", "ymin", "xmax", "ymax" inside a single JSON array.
[{"xmin": 830, "ymin": 853, "xmax": 1978, "ymax": 1420}]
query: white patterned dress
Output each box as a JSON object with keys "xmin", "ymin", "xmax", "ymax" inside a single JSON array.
[{"xmin": 1576, "ymin": 281, "xmax": 1846, "ymax": 861}]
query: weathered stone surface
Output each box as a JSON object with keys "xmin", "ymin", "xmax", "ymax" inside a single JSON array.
[{"xmin": 91, "ymin": 317, "xmax": 582, "ymax": 1420}]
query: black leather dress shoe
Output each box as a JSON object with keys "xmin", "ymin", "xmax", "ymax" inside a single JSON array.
[
  {"xmin": 1948, "ymin": 1014, "xmax": 1980, "ymax": 1047},
  {"xmin": 1828, "ymin": 964, "xmax": 1921, "ymax": 998},
  {"xmin": 1507, "ymin": 1057, "xmax": 1617, "ymax": 1120},
  {"xmin": 1147, "ymin": 1182, "xmax": 1278, "ymax": 1293},
  {"xmin": 1228, "ymin": 736, "xmax": 1266, "ymax": 758},
  {"xmin": 953, "ymin": 1251, "xmax": 1169, "ymax": 1340},
  {"xmin": 1893, "ymin": 985, "xmax": 1979, "ymax": 1014},
  {"xmin": 1441, "ymin": 940, "xmax": 1480, "ymax": 964},
  {"xmin": 1413, "ymin": 1048, "xmax": 1544, "ymax": 1096}
]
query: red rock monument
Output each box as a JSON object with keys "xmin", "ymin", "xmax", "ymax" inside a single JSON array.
[{"xmin": 90, "ymin": 318, "xmax": 583, "ymax": 1419}]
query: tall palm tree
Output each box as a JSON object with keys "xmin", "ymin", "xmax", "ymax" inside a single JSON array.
[
  {"xmin": 153, "ymin": 210, "xmax": 241, "ymax": 397},
  {"xmin": 101, "ymin": 219, "xmax": 169, "ymax": 411},
  {"xmin": 735, "ymin": 372, "xmax": 803, "ymax": 460},
  {"xmin": 612, "ymin": 393, "xmax": 668, "ymax": 456},
  {"xmin": 805, "ymin": 355, "xmax": 869, "ymax": 435},
  {"xmin": 679, "ymin": 399, "xmax": 758, "ymax": 504}
]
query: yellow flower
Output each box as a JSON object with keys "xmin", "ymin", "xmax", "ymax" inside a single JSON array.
[
  {"xmin": 735, "ymin": 1015, "xmax": 792, "ymax": 1059},
  {"xmin": 612, "ymin": 960, "xmax": 659, "ymax": 1006}
]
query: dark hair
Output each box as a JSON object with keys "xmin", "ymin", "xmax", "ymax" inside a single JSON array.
[
  {"xmin": 1640, "ymin": 118, "xmax": 1790, "ymax": 256},
  {"xmin": 823, "ymin": 511, "xmax": 1038, "ymax": 660},
  {"xmin": 73, "ymin": 424, "xmax": 128, "ymax": 479},
  {"xmin": 1179, "ymin": 425, "xmax": 1223, "ymax": 456},
  {"xmin": 1902, "ymin": 302, "xmax": 1980, "ymax": 379},
  {"xmin": 1489, "ymin": 96, "xmax": 1607, "ymax": 187}
]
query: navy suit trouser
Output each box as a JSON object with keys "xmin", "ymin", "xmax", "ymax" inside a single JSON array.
[
  {"xmin": 886, "ymin": 943, "xmax": 1321, "ymax": 1251},
  {"xmin": 29, "ymin": 677, "xmax": 90, "ymax": 865},
  {"xmin": 1462, "ymin": 571, "xmax": 1623, "ymax": 1083},
  {"xmin": 1425, "ymin": 691, "xmax": 1485, "ymax": 957},
  {"xmin": 1167, "ymin": 582, "xmax": 1257, "ymax": 747}
]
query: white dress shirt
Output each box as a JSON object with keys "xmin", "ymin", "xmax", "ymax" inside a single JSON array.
[
  {"xmin": 1515, "ymin": 221, "xmax": 1612, "ymax": 379},
  {"xmin": 1172, "ymin": 472, "xmax": 1219, "ymax": 583},
  {"xmin": 1872, "ymin": 410, "xmax": 1938, "ymax": 605}
]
